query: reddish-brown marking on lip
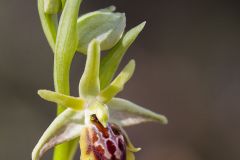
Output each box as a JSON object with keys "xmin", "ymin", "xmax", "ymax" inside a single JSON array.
[
  {"xmin": 107, "ymin": 140, "xmax": 116, "ymax": 155},
  {"xmin": 86, "ymin": 115, "xmax": 126, "ymax": 160},
  {"xmin": 91, "ymin": 114, "xmax": 109, "ymax": 138}
]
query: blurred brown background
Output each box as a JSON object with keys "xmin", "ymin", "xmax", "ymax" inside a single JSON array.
[{"xmin": 0, "ymin": 0, "xmax": 240, "ymax": 160}]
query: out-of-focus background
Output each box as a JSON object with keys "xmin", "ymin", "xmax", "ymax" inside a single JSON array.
[{"xmin": 0, "ymin": 0, "xmax": 240, "ymax": 160}]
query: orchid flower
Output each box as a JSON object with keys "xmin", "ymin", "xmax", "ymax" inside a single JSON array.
[
  {"xmin": 32, "ymin": 38, "xmax": 167, "ymax": 160},
  {"xmin": 33, "ymin": 0, "xmax": 167, "ymax": 160}
]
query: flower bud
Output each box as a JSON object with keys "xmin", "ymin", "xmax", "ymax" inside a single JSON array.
[
  {"xmin": 80, "ymin": 115, "xmax": 126, "ymax": 160},
  {"xmin": 77, "ymin": 8, "xmax": 126, "ymax": 54}
]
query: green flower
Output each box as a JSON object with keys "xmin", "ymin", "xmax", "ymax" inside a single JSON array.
[{"xmin": 32, "ymin": 39, "xmax": 167, "ymax": 160}]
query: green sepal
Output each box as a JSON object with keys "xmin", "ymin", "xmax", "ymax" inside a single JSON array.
[
  {"xmin": 98, "ymin": 60, "xmax": 135, "ymax": 103},
  {"xmin": 38, "ymin": 0, "xmax": 58, "ymax": 52},
  {"xmin": 100, "ymin": 22, "xmax": 146, "ymax": 89},
  {"xmin": 77, "ymin": 8, "xmax": 126, "ymax": 54},
  {"xmin": 44, "ymin": 0, "xmax": 61, "ymax": 14},
  {"xmin": 38, "ymin": 90, "xmax": 85, "ymax": 110},
  {"xmin": 32, "ymin": 109, "xmax": 84, "ymax": 160},
  {"xmin": 79, "ymin": 39, "xmax": 101, "ymax": 99},
  {"xmin": 108, "ymin": 98, "xmax": 168, "ymax": 126}
]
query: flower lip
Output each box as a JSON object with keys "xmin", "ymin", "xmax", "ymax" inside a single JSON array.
[{"xmin": 81, "ymin": 114, "xmax": 127, "ymax": 160}]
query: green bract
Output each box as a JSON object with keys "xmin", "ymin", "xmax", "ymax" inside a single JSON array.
[
  {"xmin": 44, "ymin": 0, "xmax": 61, "ymax": 14},
  {"xmin": 77, "ymin": 8, "xmax": 126, "ymax": 54}
]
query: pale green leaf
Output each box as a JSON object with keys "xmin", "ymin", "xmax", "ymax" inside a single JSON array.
[
  {"xmin": 100, "ymin": 22, "xmax": 146, "ymax": 89},
  {"xmin": 77, "ymin": 9, "xmax": 126, "ymax": 54},
  {"xmin": 98, "ymin": 60, "xmax": 135, "ymax": 103},
  {"xmin": 32, "ymin": 109, "xmax": 84, "ymax": 160},
  {"xmin": 108, "ymin": 98, "xmax": 168, "ymax": 126},
  {"xmin": 38, "ymin": 90, "xmax": 85, "ymax": 110},
  {"xmin": 38, "ymin": 0, "xmax": 58, "ymax": 52},
  {"xmin": 79, "ymin": 39, "xmax": 101, "ymax": 98}
]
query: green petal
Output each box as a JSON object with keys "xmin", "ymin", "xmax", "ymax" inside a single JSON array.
[
  {"xmin": 108, "ymin": 98, "xmax": 168, "ymax": 126},
  {"xmin": 77, "ymin": 8, "xmax": 126, "ymax": 54},
  {"xmin": 79, "ymin": 39, "xmax": 101, "ymax": 98},
  {"xmin": 38, "ymin": 90, "xmax": 85, "ymax": 110},
  {"xmin": 38, "ymin": 0, "xmax": 58, "ymax": 52},
  {"xmin": 32, "ymin": 109, "xmax": 84, "ymax": 160},
  {"xmin": 100, "ymin": 22, "xmax": 146, "ymax": 89},
  {"xmin": 98, "ymin": 60, "xmax": 135, "ymax": 103},
  {"xmin": 44, "ymin": 0, "xmax": 61, "ymax": 14}
]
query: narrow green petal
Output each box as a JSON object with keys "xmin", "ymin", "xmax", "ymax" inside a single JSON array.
[
  {"xmin": 32, "ymin": 109, "xmax": 84, "ymax": 160},
  {"xmin": 98, "ymin": 60, "xmax": 135, "ymax": 103},
  {"xmin": 77, "ymin": 9, "xmax": 125, "ymax": 54},
  {"xmin": 79, "ymin": 39, "xmax": 101, "ymax": 98},
  {"xmin": 100, "ymin": 22, "xmax": 146, "ymax": 89},
  {"xmin": 108, "ymin": 98, "xmax": 168, "ymax": 126},
  {"xmin": 38, "ymin": 90, "xmax": 85, "ymax": 110},
  {"xmin": 38, "ymin": 0, "xmax": 58, "ymax": 52},
  {"xmin": 44, "ymin": 0, "xmax": 61, "ymax": 14}
]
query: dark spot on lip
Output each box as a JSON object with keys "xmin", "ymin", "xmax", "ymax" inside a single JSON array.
[
  {"xmin": 118, "ymin": 138, "xmax": 124, "ymax": 152},
  {"xmin": 107, "ymin": 140, "xmax": 116, "ymax": 155},
  {"xmin": 111, "ymin": 124, "xmax": 121, "ymax": 136}
]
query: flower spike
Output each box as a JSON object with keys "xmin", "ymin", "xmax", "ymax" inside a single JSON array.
[
  {"xmin": 38, "ymin": 90, "xmax": 86, "ymax": 110},
  {"xmin": 98, "ymin": 60, "xmax": 136, "ymax": 103}
]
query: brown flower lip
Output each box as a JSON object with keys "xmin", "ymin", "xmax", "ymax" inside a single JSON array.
[{"xmin": 82, "ymin": 114, "xmax": 126, "ymax": 160}]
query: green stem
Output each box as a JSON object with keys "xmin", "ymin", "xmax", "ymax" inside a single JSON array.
[{"xmin": 53, "ymin": 0, "xmax": 82, "ymax": 160}]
